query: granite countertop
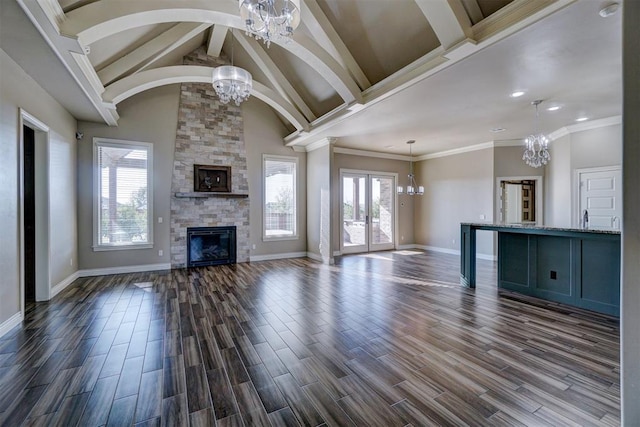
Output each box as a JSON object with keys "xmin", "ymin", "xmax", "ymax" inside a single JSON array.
[{"xmin": 461, "ymin": 222, "xmax": 621, "ymax": 235}]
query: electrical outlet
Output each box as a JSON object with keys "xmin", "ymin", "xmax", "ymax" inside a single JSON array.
[
  {"xmin": 252, "ymin": 244, "xmax": 256, "ymax": 250},
  {"xmin": 158, "ymin": 249, "xmax": 163, "ymax": 256},
  {"xmin": 452, "ymin": 239, "xmax": 456, "ymax": 246},
  {"xmin": 70, "ymin": 258, "xmax": 73, "ymax": 266},
  {"xmin": 158, "ymin": 217, "xmax": 163, "ymax": 223},
  {"xmin": 401, "ymin": 235, "xmax": 404, "ymax": 241}
]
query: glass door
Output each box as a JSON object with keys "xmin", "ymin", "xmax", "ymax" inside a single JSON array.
[
  {"xmin": 341, "ymin": 172, "xmax": 396, "ymax": 254},
  {"xmin": 342, "ymin": 173, "xmax": 368, "ymax": 254},
  {"xmin": 369, "ymin": 175, "xmax": 395, "ymax": 251}
]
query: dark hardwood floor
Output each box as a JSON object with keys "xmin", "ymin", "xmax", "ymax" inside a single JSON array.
[{"xmin": 0, "ymin": 250, "xmax": 620, "ymax": 426}]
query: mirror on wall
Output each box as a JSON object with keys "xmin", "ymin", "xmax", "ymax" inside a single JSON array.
[{"xmin": 500, "ymin": 180, "xmax": 536, "ymax": 224}]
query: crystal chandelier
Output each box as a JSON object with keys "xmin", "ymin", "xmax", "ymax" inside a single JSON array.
[
  {"xmin": 397, "ymin": 140, "xmax": 424, "ymax": 196},
  {"xmin": 523, "ymin": 100, "xmax": 550, "ymax": 168},
  {"xmin": 212, "ymin": 30, "xmax": 252, "ymax": 106},
  {"xmin": 239, "ymin": 0, "xmax": 301, "ymax": 47}
]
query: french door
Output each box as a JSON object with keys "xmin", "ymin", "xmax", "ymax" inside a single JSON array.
[{"xmin": 341, "ymin": 171, "xmax": 396, "ymax": 254}]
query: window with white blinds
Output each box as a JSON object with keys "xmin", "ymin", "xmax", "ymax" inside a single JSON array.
[
  {"xmin": 93, "ymin": 138, "xmax": 153, "ymax": 250},
  {"xmin": 263, "ymin": 155, "xmax": 297, "ymax": 240}
]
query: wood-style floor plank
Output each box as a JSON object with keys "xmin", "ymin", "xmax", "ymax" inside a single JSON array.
[{"xmin": 0, "ymin": 251, "xmax": 620, "ymax": 426}]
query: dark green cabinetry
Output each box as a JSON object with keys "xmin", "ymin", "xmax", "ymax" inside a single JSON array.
[{"xmin": 461, "ymin": 223, "xmax": 620, "ymax": 316}]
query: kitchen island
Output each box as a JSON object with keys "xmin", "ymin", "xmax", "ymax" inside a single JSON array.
[{"xmin": 460, "ymin": 223, "xmax": 620, "ymax": 316}]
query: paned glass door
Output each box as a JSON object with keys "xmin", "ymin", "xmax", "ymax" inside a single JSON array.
[{"xmin": 341, "ymin": 172, "xmax": 396, "ymax": 254}]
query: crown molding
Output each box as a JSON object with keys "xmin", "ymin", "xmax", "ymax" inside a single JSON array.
[
  {"xmin": 304, "ymin": 137, "xmax": 336, "ymax": 152},
  {"xmin": 333, "ymin": 147, "xmax": 412, "ymax": 161},
  {"xmin": 549, "ymin": 115, "xmax": 621, "ymax": 141},
  {"xmin": 418, "ymin": 141, "xmax": 494, "ymax": 160}
]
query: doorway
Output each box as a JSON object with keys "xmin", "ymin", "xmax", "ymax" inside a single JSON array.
[
  {"xmin": 20, "ymin": 109, "xmax": 50, "ymax": 311},
  {"xmin": 341, "ymin": 171, "xmax": 396, "ymax": 254},
  {"xmin": 576, "ymin": 166, "xmax": 622, "ymax": 230},
  {"xmin": 496, "ymin": 176, "xmax": 544, "ymax": 225},
  {"xmin": 23, "ymin": 125, "xmax": 36, "ymax": 304}
]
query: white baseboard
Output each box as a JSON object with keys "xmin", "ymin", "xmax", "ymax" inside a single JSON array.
[
  {"xmin": 78, "ymin": 263, "xmax": 171, "ymax": 277},
  {"xmin": 306, "ymin": 252, "xmax": 323, "ymax": 262},
  {"xmin": 250, "ymin": 252, "xmax": 307, "ymax": 262},
  {"xmin": 396, "ymin": 244, "xmax": 419, "ymax": 250},
  {"xmin": 0, "ymin": 312, "xmax": 23, "ymax": 339},
  {"xmin": 414, "ymin": 245, "xmax": 497, "ymax": 261},
  {"xmin": 51, "ymin": 271, "xmax": 80, "ymax": 298}
]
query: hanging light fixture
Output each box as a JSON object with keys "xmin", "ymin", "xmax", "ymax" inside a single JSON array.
[
  {"xmin": 397, "ymin": 140, "xmax": 424, "ymax": 196},
  {"xmin": 239, "ymin": 0, "xmax": 301, "ymax": 47},
  {"xmin": 523, "ymin": 100, "xmax": 550, "ymax": 168},
  {"xmin": 212, "ymin": 29, "xmax": 252, "ymax": 106}
]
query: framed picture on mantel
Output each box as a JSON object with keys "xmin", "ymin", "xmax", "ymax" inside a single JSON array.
[{"xmin": 194, "ymin": 165, "xmax": 231, "ymax": 192}]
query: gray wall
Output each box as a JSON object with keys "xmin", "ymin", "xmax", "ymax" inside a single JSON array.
[
  {"xmin": 622, "ymin": 0, "xmax": 640, "ymax": 421},
  {"xmin": 0, "ymin": 48, "xmax": 77, "ymax": 325},
  {"xmin": 545, "ymin": 134, "xmax": 571, "ymax": 227},
  {"xmin": 77, "ymin": 84, "xmax": 180, "ymax": 270},
  {"xmin": 414, "ymin": 148, "xmax": 495, "ymax": 257},
  {"xmin": 78, "ymin": 85, "xmax": 308, "ymax": 269},
  {"xmin": 332, "ymin": 153, "xmax": 414, "ymax": 251},
  {"xmin": 307, "ymin": 144, "xmax": 332, "ymax": 262},
  {"xmin": 494, "ymin": 145, "xmax": 545, "ymax": 224},
  {"xmin": 244, "ymin": 98, "xmax": 307, "ymax": 258},
  {"xmin": 543, "ymin": 124, "xmax": 622, "ymax": 228}
]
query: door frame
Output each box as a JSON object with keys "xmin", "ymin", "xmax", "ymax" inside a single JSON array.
[
  {"xmin": 574, "ymin": 165, "xmax": 622, "ymax": 229},
  {"xmin": 19, "ymin": 108, "xmax": 51, "ymax": 316},
  {"xmin": 339, "ymin": 168, "xmax": 398, "ymax": 254},
  {"xmin": 495, "ymin": 175, "xmax": 544, "ymax": 225}
]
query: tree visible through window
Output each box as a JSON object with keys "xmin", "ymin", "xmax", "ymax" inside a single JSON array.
[
  {"xmin": 264, "ymin": 155, "xmax": 297, "ymax": 239},
  {"xmin": 94, "ymin": 139, "xmax": 153, "ymax": 249}
]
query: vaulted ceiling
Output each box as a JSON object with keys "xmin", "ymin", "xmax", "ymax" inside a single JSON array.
[{"xmin": 2, "ymin": 0, "xmax": 622, "ymax": 156}]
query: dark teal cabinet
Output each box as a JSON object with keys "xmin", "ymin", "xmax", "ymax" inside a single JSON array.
[{"xmin": 461, "ymin": 223, "xmax": 620, "ymax": 316}]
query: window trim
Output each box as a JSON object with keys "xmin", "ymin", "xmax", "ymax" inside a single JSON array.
[
  {"xmin": 93, "ymin": 137, "xmax": 154, "ymax": 251},
  {"xmin": 263, "ymin": 154, "xmax": 298, "ymax": 241}
]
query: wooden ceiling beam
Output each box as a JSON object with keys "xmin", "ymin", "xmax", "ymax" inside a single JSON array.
[
  {"xmin": 206, "ymin": 24, "xmax": 227, "ymax": 58},
  {"xmin": 97, "ymin": 22, "xmax": 210, "ymax": 86},
  {"xmin": 301, "ymin": 0, "xmax": 370, "ymax": 91},
  {"xmin": 414, "ymin": 0, "xmax": 474, "ymax": 50},
  {"xmin": 102, "ymin": 65, "xmax": 311, "ymax": 132},
  {"xmin": 235, "ymin": 32, "xmax": 316, "ymax": 122}
]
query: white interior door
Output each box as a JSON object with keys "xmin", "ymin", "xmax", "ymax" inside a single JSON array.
[
  {"xmin": 579, "ymin": 167, "xmax": 622, "ymax": 230},
  {"xmin": 341, "ymin": 172, "xmax": 396, "ymax": 254}
]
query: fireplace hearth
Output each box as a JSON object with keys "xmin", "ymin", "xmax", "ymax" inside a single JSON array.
[{"xmin": 187, "ymin": 226, "xmax": 236, "ymax": 267}]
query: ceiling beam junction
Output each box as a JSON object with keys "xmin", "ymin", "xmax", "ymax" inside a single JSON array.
[
  {"xmin": 235, "ymin": 32, "xmax": 316, "ymax": 122},
  {"xmin": 414, "ymin": 0, "xmax": 474, "ymax": 50},
  {"xmin": 300, "ymin": 0, "xmax": 371, "ymax": 91}
]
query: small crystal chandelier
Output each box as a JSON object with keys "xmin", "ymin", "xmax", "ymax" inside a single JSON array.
[
  {"xmin": 523, "ymin": 100, "xmax": 550, "ymax": 168},
  {"xmin": 239, "ymin": 0, "xmax": 301, "ymax": 47},
  {"xmin": 212, "ymin": 30, "xmax": 252, "ymax": 106},
  {"xmin": 397, "ymin": 140, "xmax": 424, "ymax": 196}
]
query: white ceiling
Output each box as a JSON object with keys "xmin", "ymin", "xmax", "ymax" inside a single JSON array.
[{"xmin": 2, "ymin": 0, "xmax": 622, "ymax": 157}]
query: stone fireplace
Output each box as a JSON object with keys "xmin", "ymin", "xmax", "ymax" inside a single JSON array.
[{"xmin": 170, "ymin": 47, "xmax": 250, "ymax": 268}]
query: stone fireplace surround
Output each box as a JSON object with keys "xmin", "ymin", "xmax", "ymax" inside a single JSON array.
[{"xmin": 170, "ymin": 48, "xmax": 250, "ymax": 268}]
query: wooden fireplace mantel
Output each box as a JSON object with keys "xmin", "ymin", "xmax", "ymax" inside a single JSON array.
[{"xmin": 174, "ymin": 192, "xmax": 249, "ymax": 198}]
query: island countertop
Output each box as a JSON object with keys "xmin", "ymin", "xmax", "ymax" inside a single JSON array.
[
  {"xmin": 460, "ymin": 222, "xmax": 620, "ymax": 235},
  {"xmin": 460, "ymin": 222, "xmax": 620, "ymax": 316}
]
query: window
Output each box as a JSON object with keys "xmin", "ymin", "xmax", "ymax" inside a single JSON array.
[
  {"xmin": 93, "ymin": 138, "xmax": 153, "ymax": 250},
  {"xmin": 263, "ymin": 155, "xmax": 297, "ymax": 240}
]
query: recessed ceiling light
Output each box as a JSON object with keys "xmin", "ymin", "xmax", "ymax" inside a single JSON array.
[
  {"xmin": 547, "ymin": 106, "xmax": 561, "ymax": 111},
  {"xmin": 510, "ymin": 91, "xmax": 525, "ymax": 98},
  {"xmin": 490, "ymin": 127, "xmax": 506, "ymax": 133},
  {"xmin": 576, "ymin": 117, "xmax": 588, "ymax": 122},
  {"xmin": 599, "ymin": 3, "xmax": 620, "ymax": 18}
]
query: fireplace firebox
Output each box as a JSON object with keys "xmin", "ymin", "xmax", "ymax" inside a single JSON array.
[{"xmin": 187, "ymin": 226, "xmax": 236, "ymax": 267}]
